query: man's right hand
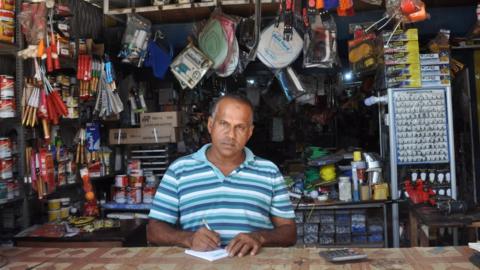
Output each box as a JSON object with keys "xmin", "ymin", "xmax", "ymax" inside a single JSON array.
[{"xmin": 189, "ymin": 227, "xmax": 221, "ymax": 251}]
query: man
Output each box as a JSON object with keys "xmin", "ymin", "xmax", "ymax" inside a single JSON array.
[{"xmin": 147, "ymin": 94, "xmax": 296, "ymax": 257}]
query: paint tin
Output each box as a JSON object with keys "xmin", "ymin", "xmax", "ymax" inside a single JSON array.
[
  {"xmin": 142, "ymin": 186, "xmax": 155, "ymax": 204},
  {"xmin": 0, "ymin": 9, "xmax": 14, "ymax": 44},
  {"xmin": 0, "ymin": 157, "xmax": 12, "ymax": 179},
  {"xmin": 115, "ymin": 175, "xmax": 128, "ymax": 187},
  {"xmin": 60, "ymin": 207, "xmax": 70, "ymax": 219},
  {"xmin": 48, "ymin": 210, "xmax": 61, "ymax": 222},
  {"xmin": 114, "ymin": 187, "xmax": 126, "ymax": 203},
  {"xmin": 0, "ymin": 98, "xmax": 15, "ymax": 118},
  {"xmin": 0, "ymin": 1, "xmax": 15, "ymax": 11},
  {"xmin": 129, "ymin": 175, "xmax": 143, "ymax": 187},
  {"xmin": 48, "ymin": 199, "xmax": 61, "ymax": 211},
  {"xmin": 0, "ymin": 137, "xmax": 11, "ymax": 158},
  {"xmin": 0, "ymin": 75, "xmax": 14, "ymax": 99},
  {"xmin": 126, "ymin": 186, "xmax": 142, "ymax": 204}
]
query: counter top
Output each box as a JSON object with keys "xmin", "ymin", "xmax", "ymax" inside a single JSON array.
[{"xmin": 0, "ymin": 246, "xmax": 477, "ymax": 269}]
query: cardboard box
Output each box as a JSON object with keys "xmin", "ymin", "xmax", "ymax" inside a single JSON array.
[
  {"xmin": 109, "ymin": 126, "xmax": 180, "ymax": 145},
  {"xmin": 140, "ymin": 111, "xmax": 182, "ymax": 128}
]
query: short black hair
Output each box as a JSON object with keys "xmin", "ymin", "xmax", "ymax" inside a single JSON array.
[{"xmin": 210, "ymin": 94, "xmax": 254, "ymax": 123}]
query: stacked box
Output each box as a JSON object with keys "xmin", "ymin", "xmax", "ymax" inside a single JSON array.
[
  {"xmin": 335, "ymin": 210, "xmax": 351, "ymax": 245},
  {"xmin": 305, "ymin": 211, "xmax": 321, "ymax": 223},
  {"xmin": 319, "ymin": 210, "xmax": 335, "ymax": 224},
  {"xmin": 319, "ymin": 210, "xmax": 335, "ymax": 245},
  {"xmin": 303, "ymin": 223, "xmax": 319, "ymax": 244},
  {"xmin": 420, "ymin": 53, "xmax": 451, "ymax": 87},
  {"xmin": 335, "ymin": 210, "xmax": 350, "ymax": 233},
  {"xmin": 336, "ymin": 233, "xmax": 351, "ymax": 244},
  {"xmin": 294, "ymin": 211, "xmax": 304, "ymax": 224},
  {"xmin": 352, "ymin": 234, "xmax": 368, "ymax": 244},
  {"xmin": 351, "ymin": 210, "xmax": 367, "ymax": 234},
  {"xmin": 319, "ymin": 233, "xmax": 334, "ymax": 245},
  {"xmin": 368, "ymin": 217, "xmax": 384, "ymax": 243},
  {"xmin": 382, "ymin": 29, "xmax": 421, "ymax": 88}
]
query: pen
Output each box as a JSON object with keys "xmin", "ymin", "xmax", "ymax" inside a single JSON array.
[{"xmin": 202, "ymin": 219, "xmax": 212, "ymax": 231}]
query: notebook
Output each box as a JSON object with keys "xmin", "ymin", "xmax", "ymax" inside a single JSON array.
[{"xmin": 185, "ymin": 248, "xmax": 229, "ymax": 261}]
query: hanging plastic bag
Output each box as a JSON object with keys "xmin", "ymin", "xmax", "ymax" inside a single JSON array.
[
  {"xmin": 275, "ymin": 67, "xmax": 306, "ymax": 102},
  {"xmin": 303, "ymin": 12, "xmax": 338, "ymax": 69},
  {"xmin": 198, "ymin": 8, "xmax": 239, "ymax": 76},
  {"xmin": 118, "ymin": 14, "xmax": 151, "ymax": 67}
]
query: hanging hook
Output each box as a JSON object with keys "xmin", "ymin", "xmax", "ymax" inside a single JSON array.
[{"xmin": 364, "ymin": 14, "xmax": 389, "ymax": 33}]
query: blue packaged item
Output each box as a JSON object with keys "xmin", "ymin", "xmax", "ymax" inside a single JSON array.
[{"xmin": 144, "ymin": 40, "xmax": 173, "ymax": 79}]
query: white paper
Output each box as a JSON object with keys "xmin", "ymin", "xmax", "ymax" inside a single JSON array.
[
  {"xmin": 469, "ymin": 242, "xmax": 480, "ymax": 252},
  {"xmin": 185, "ymin": 248, "xmax": 229, "ymax": 261}
]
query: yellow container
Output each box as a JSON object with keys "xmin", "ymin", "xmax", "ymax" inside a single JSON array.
[
  {"xmin": 373, "ymin": 183, "xmax": 389, "ymax": 200},
  {"xmin": 48, "ymin": 199, "xmax": 61, "ymax": 211},
  {"xmin": 48, "ymin": 210, "xmax": 61, "ymax": 222},
  {"xmin": 60, "ymin": 207, "xmax": 70, "ymax": 219}
]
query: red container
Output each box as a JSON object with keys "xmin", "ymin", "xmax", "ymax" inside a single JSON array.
[
  {"xmin": 0, "ymin": 157, "xmax": 13, "ymax": 179},
  {"xmin": 0, "ymin": 137, "xmax": 11, "ymax": 158}
]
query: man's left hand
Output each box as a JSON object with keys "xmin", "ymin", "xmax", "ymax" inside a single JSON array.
[{"xmin": 226, "ymin": 232, "xmax": 265, "ymax": 257}]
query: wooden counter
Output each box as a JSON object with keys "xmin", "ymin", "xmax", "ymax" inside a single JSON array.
[{"xmin": 0, "ymin": 246, "xmax": 478, "ymax": 269}]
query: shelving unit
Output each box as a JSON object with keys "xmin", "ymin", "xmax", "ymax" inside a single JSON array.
[
  {"xmin": 294, "ymin": 200, "xmax": 389, "ymax": 248},
  {"xmin": 0, "ymin": 0, "xmax": 29, "ymax": 244}
]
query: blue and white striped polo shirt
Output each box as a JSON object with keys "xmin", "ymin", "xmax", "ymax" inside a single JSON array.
[{"xmin": 148, "ymin": 143, "xmax": 295, "ymax": 245}]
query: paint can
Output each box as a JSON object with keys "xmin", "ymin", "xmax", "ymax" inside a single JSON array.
[
  {"xmin": 0, "ymin": 1, "xmax": 15, "ymax": 11},
  {"xmin": 0, "ymin": 75, "xmax": 14, "ymax": 99},
  {"xmin": 114, "ymin": 187, "xmax": 126, "ymax": 204},
  {"xmin": 142, "ymin": 186, "xmax": 155, "ymax": 204},
  {"xmin": 127, "ymin": 186, "xmax": 142, "ymax": 204},
  {"xmin": 48, "ymin": 210, "xmax": 61, "ymax": 222},
  {"xmin": 0, "ymin": 137, "xmax": 11, "ymax": 158},
  {"xmin": 0, "ymin": 98, "xmax": 15, "ymax": 118},
  {"xmin": 115, "ymin": 175, "xmax": 128, "ymax": 187},
  {"xmin": 0, "ymin": 157, "xmax": 12, "ymax": 179},
  {"xmin": 0, "ymin": 9, "xmax": 14, "ymax": 44}
]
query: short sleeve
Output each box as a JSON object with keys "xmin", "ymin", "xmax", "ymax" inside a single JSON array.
[
  {"xmin": 270, "ymin": 170, "xmax": 295, "ymax": 219},
  {"xmin": 148, "ymin": 167, "xmax": 180, "ymax": 224}
]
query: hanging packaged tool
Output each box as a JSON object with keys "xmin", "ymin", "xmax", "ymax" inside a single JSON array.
[
  {"xmin": 237, "ymin": 0, "xmax": 261, "ymax": 70},
  {"xmin": 275, "ymin": 67, "xmax": 306, "ymax": 102},
  {"xmin": 275, "ymin": 0, "xmax": 294, "ymax": 41},
  {"xmin": 144, "ymin": 30, "xmax": 173, "ymax": 80},
  {"xmin": 257, "ymin": 22, "xmax": 303, "ymax": 69},
  {"xmin": 94, "ymin": 55, "xmax": 124, "ymax": 119},
  {"xmin": 118, "ymin": 14, "xmax": 151, "ymax": 67},
  {"xmin": 348, "ymin": 28, "xmax": 378, "ymax": 75},
  {"xmin": 170, "ymin": 43, "xmax": 213, "ymax": 90},
  {"xmin": 303, "ymin": 11, "xmax": 338, "ymax": 68}
]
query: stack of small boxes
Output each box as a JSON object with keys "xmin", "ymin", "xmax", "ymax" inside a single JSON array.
[
  {"xmin": 319, "ymin": 211, "xmax": 335, "ymax": 245},
  {"xmin": 351, "ymin": 210, "xmax": 367, "ymax": 244},
  {"xmin": 383, "ymin": 29, "xmax": 421, "ymax": 88},
  {"xmin": 295, "ymin": 209, "xmax": 384, "ymax": 246},
  {"xmin": 420, "ymin": 52, "xmax": 450, "ymax": 87},
  {"xmin": 303, "ymin": 211, "xmax": 321, "ymax": 245}
]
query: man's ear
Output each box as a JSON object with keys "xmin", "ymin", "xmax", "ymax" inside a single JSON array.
[
  {"xmin": 207, "ymin": 117, "xmax": 213, "ymax": 134},
  {"xmin": 248, "ymin": 125, "xmax": 254, "ymax": 139}
]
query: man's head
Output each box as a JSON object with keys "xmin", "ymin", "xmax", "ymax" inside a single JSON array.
[{"xmin": 208, "ymin": 94, "xmax": 254, "ymax": 160}]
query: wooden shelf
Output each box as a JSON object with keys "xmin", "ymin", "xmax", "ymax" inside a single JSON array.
[{"xmin": 102, "ymin": 0, "xmax": 476, "ymax": 23}]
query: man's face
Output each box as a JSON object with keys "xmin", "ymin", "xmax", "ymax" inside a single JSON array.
[{"xmin": 207, "ymin": 98, "xmax": 254, "ymax": 159}]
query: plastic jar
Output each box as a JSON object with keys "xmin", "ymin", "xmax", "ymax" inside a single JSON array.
[{"xmin": 338, "ymin": 176, "xmax": 352, "ymax": 202}]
